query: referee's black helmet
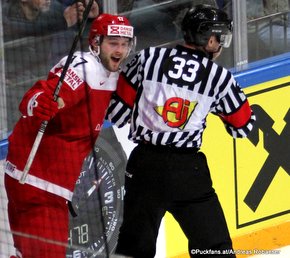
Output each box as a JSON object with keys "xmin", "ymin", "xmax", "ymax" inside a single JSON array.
[{"xmin": 181, "ymin": 4, "xmax": 233, "ymax": 48}]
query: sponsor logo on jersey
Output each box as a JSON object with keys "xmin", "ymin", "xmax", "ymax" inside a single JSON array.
[
  {"xmin": 62, "ymin": 68, "xmax": 83, "ymax": 90},
  {"xmin": 155, "ymin": 97, "xmax": 197, "ymax": 129}
]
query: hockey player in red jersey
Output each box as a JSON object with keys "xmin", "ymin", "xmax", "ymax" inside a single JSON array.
[{"xmin": 4, "ymin": 13, "xmax": 135, "ymax": 258}]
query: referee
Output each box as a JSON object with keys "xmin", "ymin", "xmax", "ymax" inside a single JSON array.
[{"xmin": 108, "ymin": 4, "xmax": 256, "ymax": 258}]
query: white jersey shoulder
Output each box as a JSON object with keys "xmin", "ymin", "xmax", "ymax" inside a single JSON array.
[{"xmin": 51, "ymin": 51, "xmax": 119, "ymax": 91}]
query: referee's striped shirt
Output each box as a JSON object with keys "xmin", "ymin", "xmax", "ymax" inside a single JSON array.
[{"xmin": 107, "ymin": 45, "xmax": 256, "ymax": 148}]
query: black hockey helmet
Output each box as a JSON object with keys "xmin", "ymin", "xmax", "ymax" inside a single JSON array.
[{"xmin": 181, "ymin": 4, "xmax": 233, "ymax": 48}]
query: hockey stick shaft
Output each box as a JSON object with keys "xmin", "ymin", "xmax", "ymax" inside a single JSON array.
[
  {"xmin": 19, "ymin": 0, "xmax": 94, "ymax": 184},
  {"xmin": 52, "ymin": 0, "xmax": 95, "ymax": 99}
]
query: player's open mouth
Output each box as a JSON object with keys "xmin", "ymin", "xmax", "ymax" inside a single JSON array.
[{"xmin": 111, "ymin": 57, "xmax": 121, "ymax": 63}]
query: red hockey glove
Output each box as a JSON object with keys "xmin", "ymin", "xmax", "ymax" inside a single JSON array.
[{"xmin": 27, "ymin": 91, "xmax": 59, "ymax": 121}]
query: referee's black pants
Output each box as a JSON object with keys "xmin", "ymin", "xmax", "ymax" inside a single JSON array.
[{"xmin": 115, "ymin": 143, "xmax": 236, "ymax": 258}]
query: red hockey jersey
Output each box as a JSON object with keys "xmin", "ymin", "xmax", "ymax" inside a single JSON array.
[{"xmin": 5, "ymin": 51, "xmax": 119, "ymax": 200}]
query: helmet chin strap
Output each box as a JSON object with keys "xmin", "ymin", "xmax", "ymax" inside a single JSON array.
[
  {"xmin": 89, "ymin": 45, "xmax": 102, "ymax": 64},
  {"xmin": 89, "ymin": 35, "xmax": 102, "ymax": 61},
  {"xmin": 89, "ymin": 45, "xmax": 100, "ymax": 57}
]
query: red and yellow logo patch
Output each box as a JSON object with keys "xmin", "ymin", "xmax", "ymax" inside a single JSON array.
[{"xmin": 155, "ymin": 97, "xmax": 197, "ymax": 129}]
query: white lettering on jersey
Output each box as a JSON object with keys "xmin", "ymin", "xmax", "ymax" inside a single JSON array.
[
  {"xmin": 95, "ymin": 124, "xmax": 102, "ymax": 131},
  {"xmin": 63, "ymin": 68, "xmax": 83, "ymax": 90}
]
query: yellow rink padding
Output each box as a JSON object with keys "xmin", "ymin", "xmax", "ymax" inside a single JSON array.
[
  {"xmin": 164, "ymin": 76, "xmax": 290, "ymax": 258},
  {"xmin": 167, "ymin": 220, "xmax": 290, "ymax": 258},
  {"xmin": 232, "ymin": 220, "xmax": 290, "ymax": 257}
]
